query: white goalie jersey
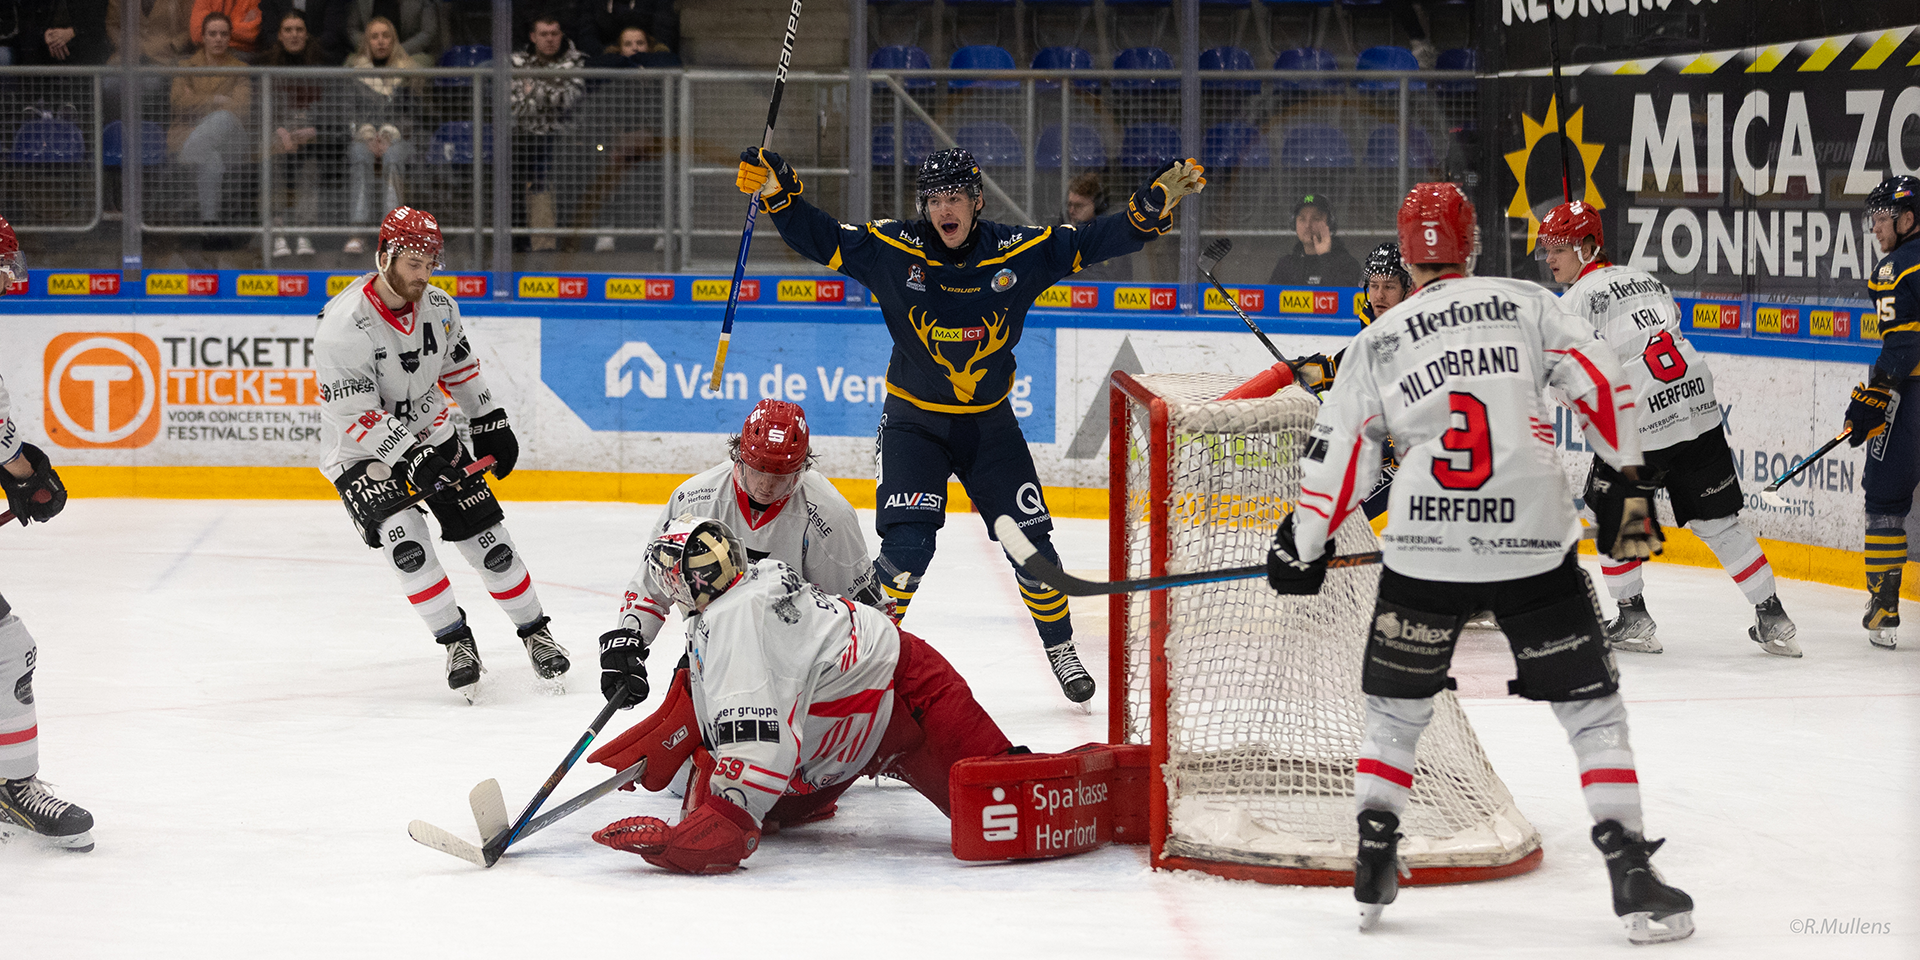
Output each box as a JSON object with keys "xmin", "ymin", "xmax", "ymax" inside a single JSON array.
[
  {"xmin": 1560, "ymin": 264, "xmax": 1720, "ymax": 452},
  {"xmin": 1293, "ymin": 275, "xmax": 1643, "ymax": 582},
  {"xmin": 685, "ymin": 560, "xmax": 899, "ymax": 824},
  {"xmin": 313, "ymin": 276, "xmax": 500, "ymax": 481},
  {"xmin": 616, "ymin": 464, "xmax": 877, "ymax": 644}
]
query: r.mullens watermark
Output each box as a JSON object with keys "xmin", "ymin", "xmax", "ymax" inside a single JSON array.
[{"xmin": 1789, "ymin": 918, "xmax": 1892, "ymax": 934}]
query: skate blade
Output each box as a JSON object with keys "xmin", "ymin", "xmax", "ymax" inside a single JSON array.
[
  {"xmin": 1622, "ymin": 910, "xmax": 1695, "ymax": 944},
  {"xmin": 1750, "ymin": 627, "xmax": 1802, "ymax": 657},
  {"xmin": 1358, "ymin": 903, "xmax": 1385, "ymax": 931},
  {"xmin": 455, "ymin": 678, "xmax": 483, "ymax": 704},
  {"xmin": 1869, "ymin": 629, "xmax": 1898, "ymax": 650},
  {"xmin": 1069, "ymin": 698, "xmax": 1093, "ymax": 716},
  {"xmin": 531, "ymin": 674, "xmax": 568, "ymax": 697},
  {"xmin": 0, "ymin": 824, "xmax": 94, "ymax": 853},
  {"xmin": 1609, "ymin": 638, "xmax": 1663, "ymax": 654}
]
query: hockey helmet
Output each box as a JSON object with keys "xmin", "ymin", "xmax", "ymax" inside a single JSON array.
[
  {"xmin": 377, "ymin": 205, "xmax": 444, "ymax": 270},
  {"xmin": 1362, "ymin": 242, "xmax": 1411, "ymax": 289},
  {"xmin": 916, "ymin": 147, "xmax": 984, "ymax": 214},
  {"xmin": 1397, "ymin": 182, "xmax": 1476, "ymax": 266},
  {"xmin": 733, "ymin": 399, "xmax": 810, "ymax": 505},
  {"xmin": 647, "ymin": 515, "xmax": 749, "ymax": 612},
  {"xmin": 1535, "ymin": 200, "xmax": 1604, "ymax": 260},
  {"xmin": 0, "ymin": 214, "xmax": 21, "ymax": 290},
  {"xmin": 1867, "ymin": 175, "xmax": 1920, "ymax": 239}
]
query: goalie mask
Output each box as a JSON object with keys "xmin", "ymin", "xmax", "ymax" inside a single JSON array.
[{"xmin": 648, "ymin": 516, "xmax": 749, "ymax": 612}]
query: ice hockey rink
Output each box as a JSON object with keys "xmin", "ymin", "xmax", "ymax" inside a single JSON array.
[{"xmin": 3, "ymin": 498, "xmax": 1916, "ymax": 959}]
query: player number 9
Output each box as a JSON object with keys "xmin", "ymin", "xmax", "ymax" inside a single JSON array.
[{"xmin": 1424, "ymin": 227, "xmax": 1438, "ymax": 246}]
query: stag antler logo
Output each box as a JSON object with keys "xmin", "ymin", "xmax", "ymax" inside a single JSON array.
[{"xmin": 908, "ymin": 307, "xmax": 1011, "ymax": 403}]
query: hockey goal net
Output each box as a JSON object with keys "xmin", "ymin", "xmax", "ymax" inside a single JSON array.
[{"xmin": 1107, "ymin": 371, "xmax": 1542, "ymax": 885}]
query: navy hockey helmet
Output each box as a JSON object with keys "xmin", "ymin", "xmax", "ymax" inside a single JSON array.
[
  {"xmin": 647, "ymin": 515, "xmax": 749, "ymax": 612},
  {"xmin": 1867, "ymin": 175, "xmax": 1920, "ymax": 239},
  {"xmin": 916, "ymin": 147, "xmax": 984, "ymax": 215},
  {"xmin": 1362, "ymin": 242, "xmax": 1411, "ymax": 290}
]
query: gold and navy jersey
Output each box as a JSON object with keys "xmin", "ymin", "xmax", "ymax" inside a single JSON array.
[
  {"xmin": 767, "ymin": 197, "xmax": 1159, "ymax": 413},
  {"xmin": 1869, "ymin": 234, "xmax": 1920, "ymax": 378}
]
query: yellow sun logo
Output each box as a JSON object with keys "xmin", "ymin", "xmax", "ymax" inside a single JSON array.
[{"xmin": 1504, "ymin": 96, "xmax": 1606, "ymax": 252}]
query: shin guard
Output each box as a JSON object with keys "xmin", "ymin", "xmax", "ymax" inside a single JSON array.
[
  {"xmin": 1690, "ymin": 516, "xmax": 1775, "ymax": 605},
  {"xmin": 1552, "ymin": 693, "xmax": 1644, "ymax": 836},
  {"xmin": 382, "ymin": 509, "xmax": 461, "ymax": 634},
  {"xmin": 454, "ymin": 523, "xmax": 543, "ymax": 627}
]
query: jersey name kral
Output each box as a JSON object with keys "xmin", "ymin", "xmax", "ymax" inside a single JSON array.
[
  {"xmin": 616, "ymin": 464, "xmax": 877, "ymax": 643},
  {"xmin": 767, "ymin": 196, "xmax": 1154, "ymax": 413},
  {"xmin": 312, "ymin": 276, "xmax": 499, "ymax": 480},
  {"xmin": 1561, "ymin": 264, "xmax": 1719, "ymax": 451},
  {"xmin": 685, "ymin": 560, "xmax": 900, "ymax": 824},
  {"xmin": 0, "ymin": 374, "xmax": 21, "ymax": 466},
  {"xmin": 1294, "ymin": 275, "xmax": 1643, "ymax": 581}
]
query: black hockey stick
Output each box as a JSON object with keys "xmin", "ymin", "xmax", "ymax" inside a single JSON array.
[
  {"xmin": 709, "ymin": 0, "xmax": 804, "ymax": 391},
  {"xmin": 994, "ymin": 515, "xmax": 1380, "ymax": 597},
  {"xmin": 1759, "ymin": 427, "xmax": 1851, "ymax": 507},
  {"xmin": 1547, "ymin": 11, "xmax": 1572, "ymax": 203},
  {"xmin": 371, "ymin": 455, "xmax": 497, "ymax": 527},
  {"xmin": 408, "ymin": 758, "xmax": 646, "ymax": 867},
  {"xmin": 479, "ymin": 680, "xmax": 634, "ymax": 866},
  {"xmin": 1199, "ymin": 238, "xmax": 1290, "ymax": 367}
]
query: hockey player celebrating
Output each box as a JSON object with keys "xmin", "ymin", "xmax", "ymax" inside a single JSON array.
[
  {"xmin": 1846, "ymin": 175, "xmax": 1920, "ymax": 650},
  {"xmin": 735, "ymin": 145, "xmax": 1206, "ymax": 704},
  {"xmin": 586, "ymin": 517, "xmax": 1018, "ymax": 874},
  {"xmin": 1267, "ymin": 184, "xmax": 1694, "ymax": 944},
  {"xmin": 1538, "ymin": 200, "xmax": 1797, "ymax": 657},
  {"xmin": 315, "ymin": 205, "xmax": 570, "ymax": 698}
]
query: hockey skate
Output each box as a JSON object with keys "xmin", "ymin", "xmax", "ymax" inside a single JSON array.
[
  {"xmin": 517, "ymin": 616, "xmax": 571, "ymax": 690},
  {"xmin": 1748, "ymin": 595, "xmax": 1801, "ymax": 657},
  {"xmin": 1044, "ymin": 641, "xmax": 1096, "ymax": 707},
  {"xmin": 0, "ymin": 776, "xmax": 95, "ymax": 852},
  {"xmin": 1603, "ymin": 595, "xmax": 1661, "ymax": 654},
  {"xmin": 438, "ymin": 621, "xmax": 485, "ymax": 702},
  {"xmin": 1592, "ymin": 820, "xmax": 1694, "ymax": 944},
  {"xmin": 1354, "ymin": 809, "xmax": 1410, "ymax": 931},
  {"xmin": 1864, "ymin": 577, "xmax": 1899, "ymax": 650}
]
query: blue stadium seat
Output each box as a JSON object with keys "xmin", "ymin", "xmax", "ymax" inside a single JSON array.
[
  {"xmin": 1435, "ymin": 48, "xmax": 1476, "ymax": 91},
  {"xmin": 1113, "ymin": 46, "xmax": 1176, "ymax": 91},
  {"xmin": 428, "ymin": 122, "xmax": 494, "ymax": 164},
  {"xmin": 1273, "ymin": 47, "xmax": 1338, "ymax": 91},
  {"xmin": 871, "ymin": 44, "xmax": 935, "ymax": 91},
  {"xmin": 956, "ymin": 122, "xmax": 1022, "ymax": 166},
  {"xmin": 1199, "ymin": 45, "xmax": 1258, "ymax": 92},
  {"xmin": 1035, "ymin": 124, "xmax": 1107, "ymax": 168},
  {"xmin": 1364, "ymin": 126, "xmax": 1436, "ymax": 168},
  {"xmin": 1355, "ymin": 45, "xmax": 1424, "ymax": 91},
  {"xmin": 1120, "ymin": 123, "xmax": 1181, "ymax": 168},
  {"xmin": 872, "ymin": 122, "xmax": 934, "ymax": 166},
  {"xmin": 1279, "ymin": 124, "xmax": 1354, "ymax": 167},
  {"xmin": 1260, "ymin": 0, "xmax": 1331, "ymax": 4},
  {"xmin": 10, "ymin": 118, "xmax": 85, "ymax": 164},
  {"xmin": 950, "ymin": 44, "xmax": 1018, "ymax": 89},
  {"xmin": 1032, "ymin": 45, "xmax": 1096, "ymax": 91},
  {"xmin": 102, "ymin": 120, "xmax": 166, "ymax": 167},
  {"xmin": 1203, "ymin": 122, "xmax": 1271, "ymax": 169},
  {"xmin": 435, "ymin": 45, "xmax": 492, "ymax": 87}
]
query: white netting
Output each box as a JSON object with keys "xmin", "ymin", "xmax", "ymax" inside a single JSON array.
[{"xmin": 1115, "ymin": 374, "xmax": 1540, "ymax": 874}]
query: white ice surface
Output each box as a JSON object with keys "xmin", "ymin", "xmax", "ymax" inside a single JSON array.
[{"xmin": 3, "ymin": 499, "xmax": 1917, "ymax": 958}]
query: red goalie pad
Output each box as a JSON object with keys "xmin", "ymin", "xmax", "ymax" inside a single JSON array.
[
  {"xmin": 587, "ymin": 668, "xmax": 699, "ymax": 793},
  {"xmin": 949, "ymin": 743, "xmax": 1148, "ymax": 861}
]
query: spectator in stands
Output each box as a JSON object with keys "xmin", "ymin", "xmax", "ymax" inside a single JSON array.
[
  {"xmin": 510, "ymin": 14, "xmax": 585, "ymax": 252},
  {"xmin": 170, "ymin": 12, "xmax": 252, "ymax": 244},
  {"xmin": 260, "ymin": 0, "xmax": 348, "ymax": 62},
  {"xmin": 191, "ymin": 0, "xmax": 264, "ymax": 56},
  {"xmin": 584, "ymin": 23, "xmax": 676, "ymax": 65},
  {"xmin": 1268, "ymin": 192, "xmax": 1360, "ymax": 287},
  {"xmin": 1061, "ymin": 172, "xmax": 1132, "ymax": 282},
  {"xmin": 580, "ymin": 0, "xmax": 679, "ymax": 60},
  {"xmin": 574, "ymin": 24, "xmax": 678, "ymax": 252},
  {"xmin": 107, "ymin": 0, "xmax": 198, "ymax": 64},
  {"xmin": 16, "ymin": 0, "xmax": 113, "ymax": 65},
  {"xmin": 345, "ymin": 0, "xmax": 436, "ymax": 58},
  {"xmin": 340, "ymin": 15, "xmax": 421, "ymax": 253},
  {"xmin": 259, "ymin": 9, "xmax": 331, "ymax": 256}
]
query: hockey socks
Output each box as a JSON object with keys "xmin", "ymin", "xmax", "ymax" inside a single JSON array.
[
  {"xmin": 1690, "ymin": 516, "xmax": 1776, "ymax": 606},
  {"xmin": 455, "ymin": 523, "xmax": 544, "ymax": 627},
  {"xmin": 1552, "ymin": 694, "xmax": 1643, "ymax": 836},
  {"xmin": 1598, "ymin": 559, "xmax": 1644, "ymax": 603},
  {"xmin": 1865, "ymin": 518, "xmax": 1903, "ymax": 648},
  {"xmin": 0, "ymin": 613, "xmax": 38, "ymax": 781},
  {"xmin": 382, "ymin": 510, "xmax": 462, "ymax": 634},
  {"xmin": 875, "ymin": 524, "xmax": 936, "ymax": 623},
  {"xmin": 1354, "ymin": 695, "xmax": 1432, "ymax": 818}
]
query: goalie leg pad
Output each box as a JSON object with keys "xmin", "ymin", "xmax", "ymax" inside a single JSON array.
[
  {"xmin": 587, "ymin": 668, "xmax": 699, "ymax": 792},
  {"xmin": 0, "ymin": 610, "xmax": 39, "ymax": 780},
  {"xmin": 1359, "ymin": 588, "xmax": 1464, "ymax": 700},
  {"xmin": 1494, "ymin": 559, "xmax": 1619, "ymax": 702},
  {"xmin": 950, "ymin": 743, "xmax": 1117, "ymax": 861}
]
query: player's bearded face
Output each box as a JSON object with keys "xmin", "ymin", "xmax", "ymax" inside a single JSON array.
[
  {"xmin": 383, "ymin": 249, "xmax": 437, "ymax": 302},
  {"xmin": 733, "ymin": 460, "xmax": 802, "ymax": 505},
  {"xmin": 925, "ymin": 190, "xmax": 979, "ymax": 249}
]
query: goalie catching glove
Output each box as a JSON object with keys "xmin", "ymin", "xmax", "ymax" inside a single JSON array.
[
  {"xmin": 736, "ymin": 147, "xmax": 804, "ymax": 213},
  {"xmin": 1266, "ymin": 513, "xmax": 1332, "ymax": 595},
  {"xmin": 594, "ymin": 793, "xmax": 762, "ymax": 875},
  {"xmin": 1127, "ymin": 159, "xmax": 1206, "ymax": 234},
  {"xmin": 1844, "ymin": 378, "xmax": 1893, "ymax": 447}
]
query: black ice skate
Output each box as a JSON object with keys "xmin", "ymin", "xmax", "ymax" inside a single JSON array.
[
  {"xmin": 1354, "ymin": 809, "xmax": 1409, "ymax": 931},
  {"xmin": 438, "ymin": 620, "xmax": 484, "ymax": 700},
  {"xmin": 1044, "ymin": 641, "xmax": 1096, "ymax": 705},
  {"xmin": 1591, "ymin": 820, "xmax": 1694, "ymax": 944},
  {"xmin": 1864, "ymin": 574, "xmax": 1899, "ymax": 650},
  {"xmin": 1748, "ymin": 595, "xmax": 1801, "ymax": 657},
  {"xmin": 0, "ymin": 776, "xmax": 95, "ymax": 852},
  {"xmin": 517, "ymin": 615, "xmax": 571, "ymax": 682},
  {"xmin": 1603, "ymin": 595, "xmax": 1661, "ymax": 654}
]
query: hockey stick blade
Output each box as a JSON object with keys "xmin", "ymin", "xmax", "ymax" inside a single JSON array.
[
  {"xmin": 1196, "ymin": 240, "xmax": 1288, "ymax": 366},
  {"xmin": 1759, "ymin": 427, "xmax": 1851, "ymax": 507},
  {"xmin": 480, "ymin": 681, "xmax": 634, "ymax": 866},
  {"xmin": 470, "ymin": 779, "xmax": 509, "ymax": 841},
  {"xmin": 373, "ymin": 455, "xmax": 497, "ymax": 527},
  {"xmin": 994, "ymin": 515, "xmax": 1380, "ymax": 597},
  {"xmin": 408, "ymin": 819, "xmax": 491, "ymax": 867},
  {"xmin": 1200, "ymin": 237, "xmax": 1233, "ymax": 273},
  {"xmin": 413, "ymin": 760, "xmax": 646, "ymax": 868}
]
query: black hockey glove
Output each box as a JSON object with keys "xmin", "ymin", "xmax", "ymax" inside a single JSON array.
[
  {"xmin": 0, "ymin": 443, "xmax": 67, "ymax": 525},
  {"xmin": 1592, "ymin": 469, "xmax": 1665, "ymax": 562},
  {"xmin": 1844, "ymin": 378, "xmax": 1893, "ymax": 447},
  {"xmin": 468, "ymin": 409, "xmax": 519, "ymax": 479},
  {"xmin": 399, "ymin": 443, "xmax": 466, "ymax": 502},
  {"xmin": 736, "ymin": 147, "xmax": 804, "ymax": 213},
  {"xmin": 1291, "ymin": 353, "xmax": 1338, "ymax": 391},
  {"xmin": 599, "ymin": 628, "xmax": 650, "ymax": 708},
  {"xmin": 1267, "ymin": 513, "xmax": 1332, "ymax": 596}
]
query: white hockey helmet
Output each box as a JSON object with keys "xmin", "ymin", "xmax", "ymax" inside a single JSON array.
[{"xmin": 647, "ymin": 514, "xmax": 749, "ymax": 612}]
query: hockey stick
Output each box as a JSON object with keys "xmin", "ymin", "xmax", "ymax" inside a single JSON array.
[
  {"xmin": 371, "ymin": 455, "xmax": 496, "ymax": 528},
  {"xmin": 1759, "ymin": 427, "xmax": 1851, "ymax": 507},
  {"xmin": 1199, "ymin": 238, "xmax": 1289, "ymax": 367},
  {"xmin": 477, "ymin": 680, "xmax": 634, "ymax": 866},
  {"xmin": 1547, "ymin": 12, "xmax": 1572, "ymax": 203},
  {"xmin": 408, "ymin": 759, "xmax": 647, "ymax": 867},
  {"xmin": 709, "ymin": 0, "xmax": 804, "ymax": 392},
  {"xmin": 994, "ymin": 514, "xmax": 1380, "ymax": 597}
]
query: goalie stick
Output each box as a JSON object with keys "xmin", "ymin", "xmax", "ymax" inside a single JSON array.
[
  {"xmin": 475, "ymin": 680, "xmax": 634, "ymax": 865},
  {"xmin": 1199, "ymin": 238, "xmax": 1290, "ymax": 367},
  {"xmin": 372, "ymin": 455, "xmax": 497, "ymax": 527},
  {"xmin": 1759, "ymin": 427, "xmax": 1851, "ymax": 507},
  {"xmin": 408, "ymin": 759, "xmax": 647, "ymax": 867},
  {"xmin": 994, "ymin": 514, "xmax": 1380, "ymax": 597}
]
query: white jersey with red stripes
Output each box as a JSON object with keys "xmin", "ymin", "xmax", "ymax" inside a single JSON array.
[
  {"xmin": 615, "ymin": 463, "xmax": 876, "ymax": 645},
  {"xmin": 1292, "ymin": 274, "xmax": 1644, "ymax": 581},
  {"xmin": 685, "ymin": 559, "xmax": 900, "ymax": 824},
  {"xmin": 1559, "ymin": 263, "xmax": 1720, "ymax": 453},
  {"xmin": 0, "ymin": 373, "xmax": 22, "ymax": 466},
  {"xmin": 313, "ymin": 275, "xmax": 499, "ymax": 481}
]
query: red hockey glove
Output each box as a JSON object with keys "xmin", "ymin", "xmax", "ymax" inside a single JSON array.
[
  {"xmin": 587, "ymin": 667, "xmax": 698, "ymax": 792},
  {"xmin": 594, "ymin": 795, "xmax": 762, "ymax": 875}
]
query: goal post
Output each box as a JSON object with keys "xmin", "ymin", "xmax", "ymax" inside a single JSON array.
[{"xmin": 1107, "ymin": 370, "xmax": 1544, "ymax": 886}]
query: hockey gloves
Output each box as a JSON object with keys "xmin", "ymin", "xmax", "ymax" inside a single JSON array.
[
  {"xmin": 0, "ymin": 443, "xmax": 67, "ymax": 525},
  {"xmin": 1845, "ymin": 378, "xmax": 1894, "ymax": 447},
  {"xmin": 399, "ymin": 443, "xmax": 466, "ymax": 501},
  {"xmin": 736, "ymin": 147, "xmax": 804, "ymax": 213},
  {"xmin": 468, "ymin": 409, "xmax": 519, "ymax": 479},
  {"xmin": 1128, "ymin": 159, "xmax": 1207, "ymax": 235},
  {"xmin": 594, "ymin": 794, "xmax": 762, "ymax": 875},
  {"xmin": 598, "ymin": 628, "xmax": 650, "ymax": 708},
  {"xmin": 1592, "ymin": 470, "xmax": 1666, "ymax": 562},
  {"xmin": 1267, "ymin": 513, "xmax": 1332, "ymax": 595},
  {"xmin": 1290, "ymin": 353, "xmax": 1339, "ymax": 391}
]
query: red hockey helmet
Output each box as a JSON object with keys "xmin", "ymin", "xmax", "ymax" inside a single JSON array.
[
  {"xmin": 378, "ymin": 205, "xmax": 444, "ymax": 269},
  {"xmin": 1397, "ymin": 182, "xmax": 1476, "ymax": 266},
  {"xmin": 733, "ymin": 400, "xmax": 810, "ymax": 505},
  {"xmin": 0, "ymin": 214, "xmax": 22, "ymax": 291},
  {"xmin": 1537, "ymin": 201, "xmax": 1604, "ymax": 252}
]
